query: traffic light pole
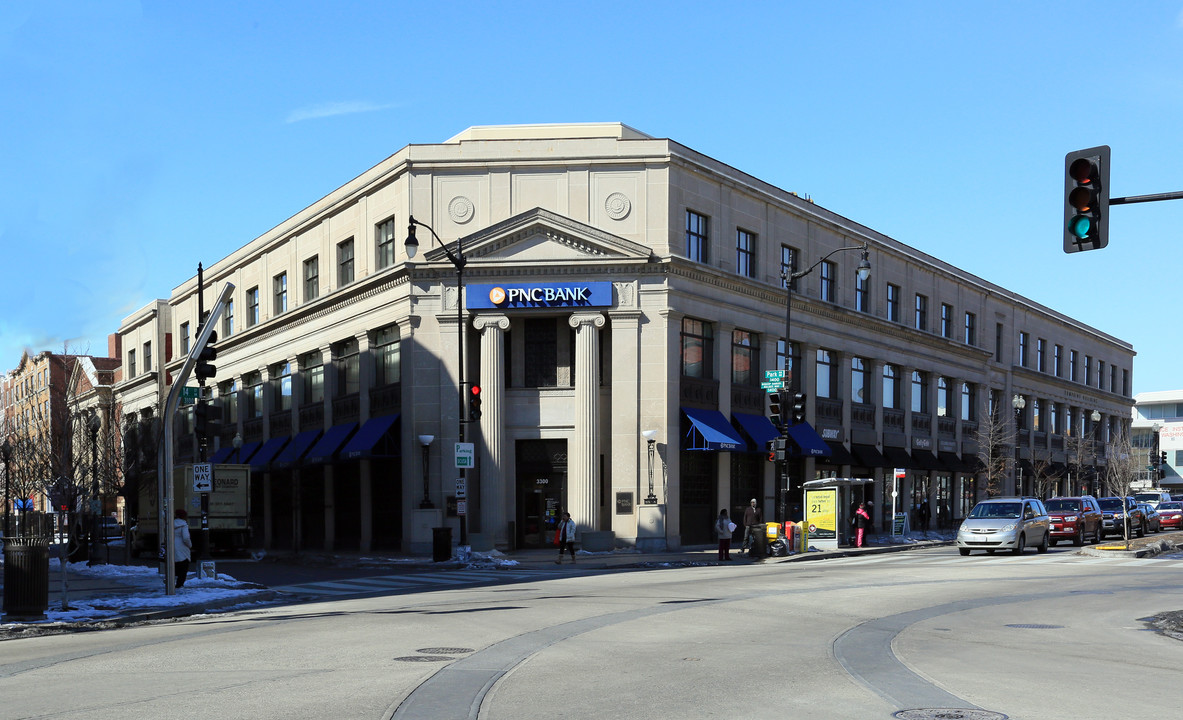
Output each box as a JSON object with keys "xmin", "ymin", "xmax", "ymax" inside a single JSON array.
[{"xmin": 159, "ymin": 281, "xmax": 234, "ymax": 596}]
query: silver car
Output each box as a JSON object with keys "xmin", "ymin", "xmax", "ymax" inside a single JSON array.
[{"xmin": 956, "ymin": 498, "xmax": 1050, "ymax": 556}]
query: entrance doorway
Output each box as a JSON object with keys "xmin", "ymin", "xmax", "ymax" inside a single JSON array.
[{"xmin": 515, "ymin": 439, "xmax": 568, "ymax": 548}]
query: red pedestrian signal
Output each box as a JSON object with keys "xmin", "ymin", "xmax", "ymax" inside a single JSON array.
[{"xmin": 469, "ymin": 384, "xmax": 482, "ymax": 420}]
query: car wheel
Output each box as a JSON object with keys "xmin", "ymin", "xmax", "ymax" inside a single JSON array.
[
  {"xmin": 1137, "ymin": 522, "xmax": 1146, "ymax": 538},
  {"xmin": 1037, "ymin": 531, "xmax": 1049, "ymax": 553},
  {"xmin": 1094, "ymin": 525, "xmax": 1104, "ymax": 543},
  {"xmin": 1073, "ymin": 528, "xmax": 1084, "ymax": 546},
  {"xmin": 1012, "ymin": 534, "xmax": 1026, "ymax": 555},
  {"xmin": 959, "ymin": 548, "xmax": 970, "ymax": 556},
  {"xmin": 1049, "ymin": 538, "xmax": 1057, "ymax": 547}
]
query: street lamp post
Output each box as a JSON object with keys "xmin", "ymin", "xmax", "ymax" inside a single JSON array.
[
  {"xmin": 780, "ymin": 242, "xmax": 870, "ymax": 521},
  {"xmin": 418, "ymin": 435, "xmax": 435, "ymax": 508},
  {"xmin": 88, "ymin": 412, "xmax": 102, "ymax": 566},
  {"xmin": 406, "ymin": 215, "xmax": 470, "ymax": 545},
  {"xmin": 1090, "ymin": 409, "xmax": 1101, "ymax": 495},
  {"xmin": 642, "ymin": 430, "xmax": 658, "ymax": 505},
  {"xmin": 1012, "ymin": 394, "xmax": 1026, "ymax": 495}
]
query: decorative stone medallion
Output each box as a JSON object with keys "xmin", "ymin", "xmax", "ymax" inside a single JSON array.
[
  {"xmin": 605, "ymin": 192, "xmax": 631, "ymax": 220},
  {"xmin": 449, "ymin": 195, "xmax": 475, "ymax": 224}
]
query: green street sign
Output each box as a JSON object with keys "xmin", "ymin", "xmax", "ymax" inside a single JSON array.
[
  {"xmin": 181, "ymin": 386, "xmax": 201, "ymax": 400},
  {"xmin": 764, "ymin": 370, "xmax": 786, "ymax": 379}
]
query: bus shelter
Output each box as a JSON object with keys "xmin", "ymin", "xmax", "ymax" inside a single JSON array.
[{"xmin": 803, "ymin": 478, "xmax": 874, "ymax": 550}]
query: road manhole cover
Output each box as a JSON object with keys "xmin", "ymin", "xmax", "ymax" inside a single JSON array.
[
  {"xmin": 416, "ymin": 647, "xmax": 474, "ymax": 655},
  {"xmin": 1004, "ymin": 624, "xmax": 1064, "ymax": 629},
  {"xmin": 394, "ymin": 655, "xmax": 454, "ymax": 662},
  {"xmin": 894, "ymin": 710, "xmax": 1008, "ymax": 720}
]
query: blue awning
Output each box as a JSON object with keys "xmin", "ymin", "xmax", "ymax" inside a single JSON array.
[
  {"xmin": 273, "ymin": 429, "xmax": 323, "ymax": 470},
  {"xmin": 786, "ymin": 422, "xmax": 831, "ymax": 457},
  {"xmin": 341, "ymin": 414, "xmax": 400, "ymax": 460},
  {"xmin": 208, "ymin": 445, "xmax": 234, "ymax": 464},
  {"xmin": 682, "ymin": 407, "xmax": 746, "ymax": 451},
  {"xmin": 306, "ymin": 422, "xmax": 358, "ymax": 465},
  {"xmin": 249, "ymin": 436, "xmax": 289, "ymax": 471},
  {"xmin": 221, "ymin": 441, "xmax": 261, "ymax": 465},
  {"xmin": 732, "ymin": 412, "xmax": 780, "ymax": 450}
]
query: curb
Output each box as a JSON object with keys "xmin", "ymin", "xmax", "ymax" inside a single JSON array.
[{"xmin": 1079, "ymin": 538, "xmax": 1182, "ymax": 559}]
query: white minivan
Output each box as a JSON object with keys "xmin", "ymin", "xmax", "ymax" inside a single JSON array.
[{"xmin": 1134, "ymin": 491, "xmax": 1172, "ymax": 509}]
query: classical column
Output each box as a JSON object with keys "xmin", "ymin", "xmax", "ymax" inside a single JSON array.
[
  {"xmin": 609, "ymin": 310, "xmax": 642, "ymax": 541},
  {"xmin": 569, "ymin": 312, "xmax": 605, "ymax": 532},
  {"xmin": 355, "ymin": 331, "xmax": 372, "ymax": 552},
  {"xmin": 474, "ymin": 314, "xmax": 510, "ymax": 546}
]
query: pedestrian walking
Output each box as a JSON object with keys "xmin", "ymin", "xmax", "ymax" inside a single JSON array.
[
  {"xmin": 554, "ymin": 512, "xmax": 576, "ymax": 564},
  {"xmin": 854, "ymin": 502, "xmax": 871, "ymax": 548},
  {"xmin": 716, "ymin": 509, "xmax": 735, "ymax": 560},
  {"xmin": 173, "ymin": 508, "xmax": 193, "ymax": 588},
  {"xmin": 742, "ymin": 498, "xmax": 762, "ymax": 556}
]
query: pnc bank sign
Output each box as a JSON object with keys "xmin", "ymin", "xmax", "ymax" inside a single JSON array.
[{"xmin": 468, "ymin": 282, "xmax": 611, "ymax": 309}]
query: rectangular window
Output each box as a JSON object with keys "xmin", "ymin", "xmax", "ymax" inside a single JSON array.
[
  {"xmin": 223, "ymin": 299, "xmax": 234, "ymax": 337},
  {"xmin": 376, "ymin": 218, "xmax": 396, "ymax": 270},
  {"xmin": 273, "ymin": 273, "xmax": 288, "ymax": 316},
  {"xmin": 851, "ymin": 357, "xmax": 868, "ymax": 405},
  {"xmin": 1069, "ymin": 350, "xmax": 1078, "ymax": 381},
  {"xmin": 1037, "ymin": 338, "xmax": 1047, "ymax": 372},
  {"xmin": 914, "ymin": 294, "xmax": 928, "ymax": 332},
  {"xmin": 374, "ymin": 325, "xmax": 401, "ymax": 387},
  {"xmin": 1054, "ymin": 344, "xmax": 1063, "ymax": 377},
  {"xmin": 883, "ymin": 364, "xmax": 899, "ymax": 409},
  {"xmin": 180, "ymin": 322, "xmax": 190, "ymax": 355},
  {"xmin": 1019, "ymin": 332, "xmax": 1029, "ymax": 367},
  {"xmin": 995, "ymin": 323, "xmax": 1004, "ymax": 362},
  {"xmin": 886, "ymin": 284, "xmax": 900, "ymax": 322},
  {"xmin": 731, "ymin": 329, "xmax": 758, "ymax": 387},
  {"xmin": 218, "ymin": 380, "xmax": 238, "ymax": 426},
  {"xmin": 780, "ymin": 245, "xmax": 798, "ymax": 290},
  {"xmin": 143, "ymin": 342, "xmax": 151, "ymax": 372},
  {"xmin": 964, "ymin": 312, "xmax": 976, "ymax": 346},
  {"xmin": 815, "ymin": 349, "xmax": 836, "ymax": 399},
  {"xmin": 680, "ymin": 317, "xmax": 713, "ymax": 379},
  {"xmin": 270, "ymin": 362, "xmax": 292, "ymax": 412},
  {"xmin": 1123, "ymin": 369, "xmax": 1129, "ymax": 396},
  {"xmin": 940, "ymin": 304, "xmax": 953, "ymax": 338},
  {"xmin": 735, "ymin": 229, "xmax": 755, "ymax": 278},
  {"xmin": 1084, "ymin": 355, "xmax": 1092, "ymax": 385},
  {"xmin": 336, "ymin": 338, "xmax": 360, "ymax": 396},
  {"xmin": 1097, "ymin": 360, "xmax": 1105, "ymax": 390},
  {"xmin": 523, "ymin": 318, "xmax": 560, "ymax": 387},
  {"xmin": 686, "ymin": 210, "xmax": 708, "ymax": 263},
  {"xmin": 820, "ymin": 260, "xmax": 835, "ymax": 302},
  {"xmin": 937, "ymin": 377, "xmax": 950, "ymax": 417},
  {"xmin": 304, "ymin": 256, "xmax": 319, "ymax": 302},
  {"xmin": 299, "ymin": 351, "xmax": 324, "ymax": 405},
  {"xmin": 855, "ymin": 271, "xmax": 870, "ymax": 313},
  {"xmin": 338, "ymin": 238, "xmax": 355, "ymax": 286},
  {"xmin": 776, "ymin": 340, "xmax": 800, "ymax": 392},
  {"xmin": 960, "ymin": 382, "xmax": 976, "ymax": 421},
  {"xmin": 128, "ymin": 349, "xmax": 137, "ymax": 378},
  {"xmin": 247, "ymin": 287, "xmax": 259, "ymax": 328},
  {"xmin": 245, "ymin": 371, "xmax": 263, "ymax": 418},
  {"xmin": 1032, "ymin": 399, "xmax": 1042, "ymax": 432},
  {"xmin": 911, "ymin": 370, "xmax": 929, "ymax": 413}
]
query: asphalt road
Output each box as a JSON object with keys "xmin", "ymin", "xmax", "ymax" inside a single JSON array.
[{"xmin": 2, "ymin": 545, "xmax": 1181, "ymax": 720}]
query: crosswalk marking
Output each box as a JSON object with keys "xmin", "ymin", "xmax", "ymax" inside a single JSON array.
[
  {"xmin": 273, "ymin": 568, "xmax": 551, "ymax": 598},
  {"xmin": 814, "ymin": 549, "xmax": 1183, "ymax": 569}
]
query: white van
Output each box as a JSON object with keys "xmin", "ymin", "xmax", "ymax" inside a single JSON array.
[{"xmin": 1134, "ymin": 491, "xmax": 1172, "ymax": 508}]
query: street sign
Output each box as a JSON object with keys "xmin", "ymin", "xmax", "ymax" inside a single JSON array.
[
  {"xmin": 760, "ymin": 381, "xmax": 782, "ymax": 390},
  {"xmin": 455, "ymin": 478, "xmax": 467, "ymax": 499},
  {"xmin": 193, "ymin": 462, "xmax": 213, "ymax": 493},
  {"xmin": 455, "ymin": 442, "xmax": 475, "ymax": 469},
  {"xmin": 181, "ymin": 386, "xmax": 201, "ymax": 400},
  {"xmin": 764, "ymin": 370, "xmax": 786, "ymax": 379},
  {"xmin": 457, "ymin": 500, "xmax": 467, "ymax": 516}
]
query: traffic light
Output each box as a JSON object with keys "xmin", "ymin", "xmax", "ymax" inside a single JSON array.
[
  {"xmin": 774, "ymin": 436, "xmax": 787, "ymax": 462},
  {"xmin": 1161, "ymin": 451, "xmax": 1169, "ymax": 479},
  {"xmin": 768, "ymin": 391, "xmax": 783, "ymax": 427},
  {"xmin": 1064, "ymin": 145, "xmax": 1110, "ymax": 253},
  {"xmin": 193, "ymin": 401, "xmax": 220, "ymax": 443},
  {"xmin": 469, "ymin": 384, "xmax": 482, "ymax": 420},
  {"xmin": 791, "ymin": 392, "xmax": 808, "ymax": 424},
  {"xmin": 194, "ymin": 330, "xmax": 218, "ymax": 383}
]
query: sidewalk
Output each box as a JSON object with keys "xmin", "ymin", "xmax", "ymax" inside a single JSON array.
[{"xmin": 1, "ymin": 530, "xmax": 951, "ymax": 633}]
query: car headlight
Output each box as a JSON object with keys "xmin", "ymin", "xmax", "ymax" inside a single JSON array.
[
  {"xmin": 1062, "ymin": 515, "xmax": 1078, "ymax": 523},
  {"xmin": 1114, "ymin": 513, "xmax": 1126, "ymax": 520},
  {"xmin": 1001, "ymin": 523, "xmax": 1017, "ymax": 533}
]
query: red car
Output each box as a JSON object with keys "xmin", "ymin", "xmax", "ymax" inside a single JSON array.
[
  {"xmin": 1157, "ymin": 501, "xmax": 1183, "ymax": 531},
  {"xmin": 1045, "ymin": 496, "xmax": 1104, "ymax": 546}
]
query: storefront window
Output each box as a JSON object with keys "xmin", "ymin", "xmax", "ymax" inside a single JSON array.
[{"xmin": 681, "ymin": 317, "xmax": 713, "ymax": 379}]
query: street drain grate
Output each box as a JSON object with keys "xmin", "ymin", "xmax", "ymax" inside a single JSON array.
[
  {"xmin": 1004, "ymin": 624, "xmax": 1064, "ymax": 630},
  {"xmin": 894, "ymin": 710, "xmax": 1008, "ymax": 720},
  {"xmin": 416, "ymin": 647, "xmax": 474, "ymax": 655},
  {"xmin": 394, "ymin": 655, "xmax": 454, "ymax": 662}
]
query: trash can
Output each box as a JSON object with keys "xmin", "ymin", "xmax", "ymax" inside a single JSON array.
[
  {"xmin": 432, "ymin": 526, "xmax": 452, "ymax": 562},
  {"xmin": 749, "ymin": 524, "xmax": 767, "ymax": 558},
  {"xmin": 3, "ymin": 536, "xmax": 50, "ymax": 621}
]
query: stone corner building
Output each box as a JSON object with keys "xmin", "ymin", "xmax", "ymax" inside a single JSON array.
[{"xmin": 112, "ymin": 123, "xmax": 1134, "ymax": 554}]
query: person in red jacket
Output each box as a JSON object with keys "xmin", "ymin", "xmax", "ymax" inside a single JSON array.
[{"xmin": 854, "ymin": 503, "xmax": 871, "ymax": 548}]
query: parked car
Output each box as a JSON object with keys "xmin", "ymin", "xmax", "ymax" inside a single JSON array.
[
  {"xmin": 1134, "ymin": 491, "xmax": 1173, "ymax": 508},
  {"xmin": 956, "ymin": 497, "xmax": 1050, "ymax": 556},
  {"xmin": 1044, "ymin": 496, "xmax": 1103, "ymax": 546},
  {"xmin": 1157, "ymin": 501, "xmax": 1183, "ymax": 531},
  {"xmin": 97, "ymin": 517, "xmax": 123, "ymax": 540},
  {"xmin": 1097, "ymin": 496, "xmax": 1146, "ymax": 539},
  {"xmin": 1137, "ymin": 503, "xmax": 1161, "ymax": 533}
]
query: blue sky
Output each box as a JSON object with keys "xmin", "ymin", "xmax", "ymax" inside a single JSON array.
[{"xmin": 2, "ymin": 2, "xmax": 1181, "ymax": 395}]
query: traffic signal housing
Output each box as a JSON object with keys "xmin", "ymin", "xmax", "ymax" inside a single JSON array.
[
  {"xmin": 791, "ymin": 392, "xmax": 808, "ymax": 424},
  {"xmin": 768, "ymin": 391, "xmax": 783, "ymax": 427},
  {"xmin": 1064, "ymin": 145, "xmax": 1110, "ymax": 253},
  {"xmin": 774, "ymin": 436, "xmax": 787, "ymax": 462},
  {"xmin": 194, "ymin": 330, "xmax": 218, "ymax": 383},
  {"xmin": 469, "ymin": 384, "xmax": 482, "ymax": 420},
  {"xmin": 193, "ymin": 401, "xmax": 220, "ymax": 444}
]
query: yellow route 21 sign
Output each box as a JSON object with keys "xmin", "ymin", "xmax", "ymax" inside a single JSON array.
[{"xmin": 805, "ymin": 487, "xmax": 837, "ymax": 540}]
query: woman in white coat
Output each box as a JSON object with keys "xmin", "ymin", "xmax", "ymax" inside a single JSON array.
[{"xmin": 173, "ymin": 508, "xmax": 193, "ymax": 588}]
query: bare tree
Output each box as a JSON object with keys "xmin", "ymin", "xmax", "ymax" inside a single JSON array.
[
  {"xmin": 1030, "ymin": 447, "xmax": 1057, "ymax": 500},
  {"xmin": 1104, "ymin": 425, "xmax": 1143, "ymax": 549},
  {"xmin": 1064, "ymin": 430, "xmax": 1095, "ymax": 497},
  {"xmin": 975, "ymin": 403, "xmax": 1013, "ymax": 498}
]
